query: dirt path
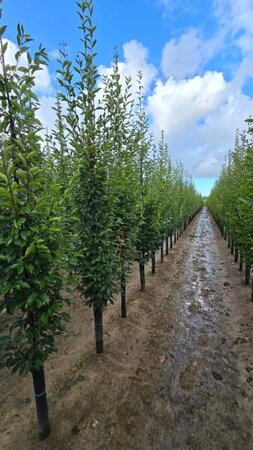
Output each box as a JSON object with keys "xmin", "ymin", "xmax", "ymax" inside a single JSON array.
[{"xmin": 1, "ymin": 208, "xmax": 253, "ymax": 450}]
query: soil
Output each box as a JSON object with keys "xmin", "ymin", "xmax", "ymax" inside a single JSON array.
[{"xmin": 1, "ymin": 207, "xmax": 253, "ymax": 450}]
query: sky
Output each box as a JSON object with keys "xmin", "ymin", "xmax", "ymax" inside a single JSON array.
[{"xmin": 2, "ymin": 0, "xmax": 253, "ymax": 195}]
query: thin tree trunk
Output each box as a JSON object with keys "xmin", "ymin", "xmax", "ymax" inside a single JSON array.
[
  {"xmin": 231, "ymin": 240, "xmax": 234, "ymax": 255},
  {"xmin": 228, "ymin": 237, "xmax": 231, "ymax": 249},
  {"xmin": 176, "ymin": 229, "xmax": 179, "ymax": 240},
  {"xmin": 235, "ymin": 248, "xmax": 238, "ymax": 262},
  {"xmin": 174, "ymin": 231, "xmax": 177, "ymax": 244},
  {"xmin": 32, "ymin": 367, "xmax": 50, "ymax": 440},
  {"xmin": 245, "ymin": 264, "xmax": 251, "ymax": 286},
  {"xmin": 170, "ymin": 235, "xmax": 173, "ymax": 249},
  {"xmin": 121, "ymin": 276, "xmax": 126, "ymax": 318},
  {"xmin": 161, "ymin": 242, "xmax": 164, "ymax": 263},
  {"xmin": 94, "ymin": 307, "xmax": 103, "ymax": 354},
  {"xmin": 239, "ymin": 256, "xmax": 243, "ymax": 271},
  {"xmin": 165, "ymin": 236, "xmax": 169, "ymax": 255},
  {"xmin": 151, "ymin": 253, "xmax": 156, "ymax": 274},
  {"xmin": 139, "ymin": 262, "xmax": 145, "ymax": 291}
]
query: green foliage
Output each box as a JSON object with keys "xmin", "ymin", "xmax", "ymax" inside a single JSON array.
[
  {"xmin": 56, "ymin": 1, "xmax": 119, "ymax": 309},
  {"xmin": 208, "ymin": 126, "xmax": 253, "ymax": 265},
  {"xmin": 0, "ymin": 0, "xmax": 203, "ymax": 372},
  {"xmin": 0, "ymin": 19, "xmax": 69, "ymax": 375}
]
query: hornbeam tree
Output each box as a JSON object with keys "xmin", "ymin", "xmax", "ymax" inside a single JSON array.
[
  {"xmin": 0, "ymin": 15, "xmax": 69, "ymax": 440},
  {"xmin": 101, "ymin": 54, "xmax": 139, "ymax": 317},
  {"xmin": 208, "ymin": 123, "xmax": 253, "ymax": 297},
  {"xmin": 57, "ymin": 0, "xmax": 119, "ymax": 353}
]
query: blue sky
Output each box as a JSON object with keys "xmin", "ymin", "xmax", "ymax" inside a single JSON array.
[{"xmin": 2, "ymin": 0, "xmax": 253, "ymax": 195}]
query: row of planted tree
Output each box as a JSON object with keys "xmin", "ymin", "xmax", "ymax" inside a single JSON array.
[
  {"xmin": 208, "ymin": 122, "xmax": 253, "ymax": 299},
  {"xmin": 0, "ymin": 0, "xmax": 202, "ymax": 440}
]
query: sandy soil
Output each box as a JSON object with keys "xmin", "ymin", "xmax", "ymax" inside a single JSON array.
[{"xmin": 0, "ymin": 207, "xmax": 253, "ymax": 450}]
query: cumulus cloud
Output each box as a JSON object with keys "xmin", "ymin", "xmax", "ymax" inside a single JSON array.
[
  {"xmin": 99, "ymin": 40, "xmax": 157, "ymax": 95},
  {"xmin": 147, "ymin": 72, "xmax": 227, "ymax": 134},
  {"xmin": 147, "ymin": 71, "xmax": 253, "ymax": 176},
  {"xmin": 36, "ymin": 96, "xmax": 57, "ymax": 133},
  {"xmin": 161, "ymin": 29, "xmax": 222, "ymax": 79},
  {"xmin": 150, "ymin": 0, "xmax": 253, "ymax": 177}
]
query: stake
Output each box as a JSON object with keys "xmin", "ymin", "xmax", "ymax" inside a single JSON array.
[
  {"xmin": 161, "ymin": 242, "xmax": 164, "ymax": 263},
  {"xmin": 94, "ymin": 307, "xmax": 103, "ymax": 354},
  {"xmin": 245, "ymin": 264, "xmax": 251, "ymax": 286},
  {"xmin": 165, "ymin": 236, "xmax": 169, "ymax": 255},
  {"xmin": 32, "ymin": 367, "xmax": 50, "ymax": 441},
  {"xmin": 151, "ymin": 253, "xmax": 156, "ymax": 274},
  {"xmin": 139, "ymin": 262, "xmax": 145, "ymax": 291},
  {"xmin": 121, "ymin": 277, "xmax": 126, "ymax": 318}
]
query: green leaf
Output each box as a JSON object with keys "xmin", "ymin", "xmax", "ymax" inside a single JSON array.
[
  {"xmin": 24, "ymin": 244, "xmax": 35, "ymax": 258},
  {"xmin": 0, "ymin": 172, "xmax": 8, "ymax": 183},
  {"xmin": 0, "ymin": 187, "xmax": 11, "ymax": 198}
]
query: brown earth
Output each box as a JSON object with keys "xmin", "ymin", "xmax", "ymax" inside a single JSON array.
[{"xmin": 0, "ymin": 207, "xmax": 253, "ymax": 450}]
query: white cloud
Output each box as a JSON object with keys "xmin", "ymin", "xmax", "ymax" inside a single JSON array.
[
  {"xmin": 214, "ymin": 0, "xmax": 253, "ymax": 53},
  {"xmin": 161, "ymin": 29, "xmax": 221, "ymax": 79},
  {"xmin": 49, "ymin": 49, "xmax": 60, "ymax": 60},
  {"xmin": 147, "ymin": 71, "xmax": 227, "ymax": 133},
  {"xmin": 99, "ymin": 40, "xmax": 157, "ymax": 95},
  {"xmin": 36, "ymin": 96, "xmax": 57, "ymax": 133},
  {"xmin": 147, "ymin": 71, "xmax": 253, "ymax": 177}
]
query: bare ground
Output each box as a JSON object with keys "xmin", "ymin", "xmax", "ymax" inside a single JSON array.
[{"xmin": 1, "ymin": 207, "xmax": 253, "ymax": 450}]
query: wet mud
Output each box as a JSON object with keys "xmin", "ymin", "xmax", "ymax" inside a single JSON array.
[
  {"xmin": 106, "ymin": 208, "xmax": 253, "ymax": 450},
  {"xmin": 1, "ymin": 208, "xmax": 253, "ymax": 450}
]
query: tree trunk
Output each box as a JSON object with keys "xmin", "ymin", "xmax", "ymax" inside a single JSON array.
[
  {"xmin": 176, "ymin": 229, "xmax": 179, "ymax": 240},
  {"xmin": 245, "ymin": 264, "xmax": 251, "ymax": 286},
  {"xmin": 32, "ymin": 367, "xmax": 50, "ymax": 440},
  {"xmin": 239, "ymin": 257, "xmax": 243, "ymax": 271},
  {"xmin": 165, "ymin": 236, "xmax": 169, "ymax": 255},
  {"xmin": 151, "ymin": 253, "xmax": 156, "ymax": 274},
  {"xmin": 94, "ymin": 307, "xmax": 103, "ymax": 354},
  {"xmin": 174, "ymin": 231, "xmax": 177, "ymax": 244},
  {"xmin": 161, "ymin": 242, "xmax": 164, "ymax": 263},
  {"xmin": 231, "ymin": 241, "xmax": 234, "ymax": 255},
  {"xmin": 235, "ymin": 248, "xmax": 238, "ymax": 262},
  {"xmin": 228, "ymin": 237, "xmax": 231, "ymax": 249},
  {"xmin": 139, "ymin": 262, "xmax": 145, "ymax": 291},
  {"xmin": 170, "ymin": 235, "xmax": 173, "ymax": 249},
  {"xmin": 121, "ymin": 276, "xmax": 126, "ymax": 318}
]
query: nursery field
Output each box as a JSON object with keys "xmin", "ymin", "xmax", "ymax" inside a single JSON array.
[
  {"xmin": 1, "ymin": 1, "xmax": 253, "ymax": 449},
  {"xmin": 1, "ymin": 208, "xmax": 253, "ymax": 450}
]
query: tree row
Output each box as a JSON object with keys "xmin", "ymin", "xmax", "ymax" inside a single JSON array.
[{"xmin": 0, "ymin": 0, "xmax": 202, "ymax": 439}]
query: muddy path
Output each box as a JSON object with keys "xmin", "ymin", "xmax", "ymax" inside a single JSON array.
[{"xmin": 1, "ymin": 208, "xmax": 253, "ymax": 450}]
